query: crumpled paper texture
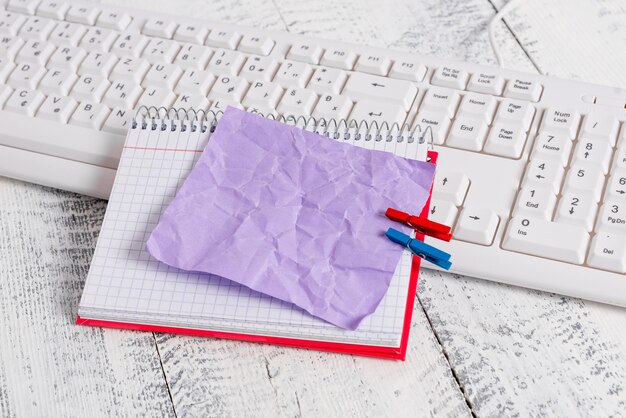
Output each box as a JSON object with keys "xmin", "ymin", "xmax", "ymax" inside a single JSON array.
[{"xmin": 146, "ymin": 107, "xmax": 435, "ymax": 330}]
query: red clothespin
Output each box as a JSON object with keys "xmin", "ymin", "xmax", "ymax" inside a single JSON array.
[{"xmin": 385, "ymin": 207, "xmax": 452, "ymax": 242}]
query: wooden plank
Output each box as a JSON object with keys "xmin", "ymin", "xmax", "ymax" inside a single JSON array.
[{"xmin": 0, "ymin": 178, "xmax": 174, "ymax": 417}]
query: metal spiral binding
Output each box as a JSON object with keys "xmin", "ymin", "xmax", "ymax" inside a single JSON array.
[{"xmin": 132, "ymin": 106, "xmax": 434, "ymax": 149}]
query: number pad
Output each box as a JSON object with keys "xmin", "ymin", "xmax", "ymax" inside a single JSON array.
[
  {"xmin": 522, "ymin": 159, "xmax": 564, "ymax": 194},
  {"xmin": 605, "ymin": 171, "xmax": 626, "ymax": 202},
  {"xmin": 595, "ymin": 200, "xmax": 626, "ymax": 235},
  {"xmin": 555, "ymin": 192, "xmax": 597, "ymax": 231},
  {"xmin": 563, "ymin": 164, "xmax": 604, "ymax": 202},
  {"xmin": 514, "ymin": 186, "xmax": 556, "ymax": 220},
  {"xmin": 572, "ymin": 138, "xmax": 613, "ymax": 173}
]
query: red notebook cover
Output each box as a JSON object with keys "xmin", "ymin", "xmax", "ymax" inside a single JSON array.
[{"xmin": 77, "ymin": 151, "xmax": 438, "ymax": 361}]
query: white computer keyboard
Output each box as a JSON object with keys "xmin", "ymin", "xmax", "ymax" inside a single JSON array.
[{"xmin": 0, "ymin": 0, "xmax": 625, "ymax": 305}]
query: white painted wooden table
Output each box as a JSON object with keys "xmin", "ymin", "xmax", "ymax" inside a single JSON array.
[{"xmin": 2, "ymin": 0, "xmax": 626, "ymax": 416}]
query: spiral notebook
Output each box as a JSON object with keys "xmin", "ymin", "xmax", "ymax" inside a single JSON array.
[{"xmin": 77, "ymin": 108, "xmax": 436, "ymax": 360}]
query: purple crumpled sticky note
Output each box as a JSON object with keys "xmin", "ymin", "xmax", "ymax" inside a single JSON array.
[{"xmin": 146, "ymin": 107, "xmax": 435, "ymax": 330}]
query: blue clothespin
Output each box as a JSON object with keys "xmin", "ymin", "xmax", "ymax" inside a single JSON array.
[{"xmin": 386, "ymin": 227, "xmax": 452, "ymax": 270}]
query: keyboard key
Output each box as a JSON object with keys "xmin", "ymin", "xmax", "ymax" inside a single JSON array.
[
  {"xmin": 71, "ymin": 73, "xmax": 110, "ymax": 101},
  {"xmin": 48, "ymin": 46, "xmax": 86, "ymax": 72},
  {"xmin": 354, "ymin": 54, "xmax": 391, "ymax": 76},
  {"xmin": 174, "ymin": 43, "xmax": 214, "ymax": 69},
  {"xmin": 348, "ymin": 99, "xmax": 406, "ymax": 127},
  {"xmin": 79, "ymin": 27, "xmax": 118, "ymax": 52},
  {"xmin": 307, "ymin": 67, "xmax": 346, "ymax": 94},
  {"xmin": 208, "ymin": 99, "xmax": 243, "ymax": 114},
  {"xmin": 70, "ymin": 101, "xmax": 111, "ymax": 129},
  {"xmin": 37, "ymin": 1, "xmax": 70, "ymax": 19},
  {"xmin": 413, "ymin": 110, "xmax": 450, "ymax": 145},
  {"xmin": 241, "ymin": 80, "xmax": 283, "ymax": 109},
  {"xmin": 420, "ymin": 87, "xmax": 460, "ymax": 118},
  {"xmin": 103, "ymin": 80, "xmax": 143, "ymax": 109},
  {"xmin": 39, "ymin": 68, "xmax": 78, "ymax": 95},
  {"xmin": 514, "ymin": 186, "xmax": 556, "ymax": 220},
  {"xmin": 112, "ymin": 30, "xmax": 149, "ymax": 57},
  {"xmin": 483, "ymin": 121, "xmax": 527, "ymax": 158},
  {"xmin": 614, "ymin": 143, "xmax": 626, "ymax": 171},
  {"xmin": 208, "ymin": 75, "xmax": 249, "ymax": 102},
  {"xmin": 16, "ymin": 39, "xmax": 55, "ymax": 65},
  {"xmin": 174, "ymin": 68, "xmax": 215, "ymax": 95},
  {"xmin": 503, "ymin": 78, "xmax": 542, "ymax": 102},
  {"xmin": 207, "ymin": 48, "xmax": 245, "ymax": 76},
  {"xmin": 78, "ymin": 52, "xmax": 118, "ymax": 77},
  {"xmin": 66, "ymin": 6, "xmax": 100, "ymax": 25},
  {"xmin": 494, "ymin": 98, "xmax": 535, "ymax": 131},
  {"xmin": 605, "ymin": 171, "xmax": 626, "ymax": 202},
  {"xmin": 19, "ymin": 17, "xmax": 55, "ymax": 41},
  {"xmin": 555, "ymin": 192, "xmax": 597, "ymax": 231},
  {"xmin": 238, "ymin": 34, "xmax": 274, "ymax": 55},
  {"xmin": 522, "ymin": 158, "xmax": 564, "ymax": 194},
  {"xmin": 312, "ymin": 93, "xmax": 352, "ymax": 121},
  {"xmin": 7, "ymin": 0, "xmax": 39, "ymax": 15},
  {"xmin": 277, "ymin": 87, "xmax": 318, "ymax": 116},
  {"xmin": 136, "ymin": 86, "xmax": 176, "ymax": 109},
  {"xmin": 143, "ymin": 39, "xmax": 181, "ymax": 64},
  {"xmin": 102, "ymin": 106, "xmax": 132, "ymax": 135},
  {"xmin": 572, "ymin": 138, "xmax": 612, "ymax": 173},
  {"xmin": 48, "ymin": 22, "xmax": 86, "ymax": 47},
  {"xmin": 37, "ymin": 95, "xmax": 78, "ymax": 123},
  {"xmin": 0, "ymin": 36, "xmax": 24, "ymax": 59},
  {"xmin": 595, "ymin": 200, "xmax": 626, "ymax": 234},
  {"xmin": 580, "ymin": 113, "xmax": 619, "ymax": 145},
  {"xmin": 503, "ymin": 217, "xmax": 589, "ymax": 264},
  {"xmin": 343, "ymin": 72, "xmax": 417, "ymax": 111},
  {"xmin": 97, "ymin": 11, "xmax": 132, "ymax": 31},
  {"xmin": 320, "ymin": 47, "xmax": 357, "ymax": 70},
  {"xmin": 457, "ymin": 92, "xmax": 497, "ymax": 124},
  {"xmin": 446, "ymin": 116, "xmax": 489, "ymax": 152},
  {"xmin": 563, "ymin": 164, "xmax": 604, "ymax": 202},
  {"xmin": 0, "ymin": 11, "xmax": 26, "ymax": 35},
  {"xmin": 143, "ymin": 63, "xmax": 184, "ymax": 89},
  {"xmin": 531, "ymin": 131, "xmax": 572, "ymax": 166},
  {"xmin": 467, "ymin": 72, "xmax": 505, "ymax": 95},
  {"xmin": 0, "ymin": 56, "xmax": 15, "ymax": 82},
  {"xmin": 587, "ymin": 233, "xmax": 626, "ymax": 273},
  {"xmin": 7, "ymin": 62, "xmax": 45, "ymax": 88},
  {"xmin": 389, "ymin": 59, "xmax": 426, "ymax": 82},
  {"xmin": 173, "ymin": 24, "xmax": 208, "ymax": 44},
  {"xmin": 431, "ymin": 66, "xmax": 469, "ymax": 90},
  {"xmin": 432, "ymin": 170, "xmax": 469, "ymax": 206},
  {"xmin": 143, "ymin": 18, "xmax": 177, "ymax": 39},
  {"xmin": 172, "ymin": 93, "xmax": 210, "ymax": 111},
  {"xmin": 111, "ymin": 56, "xmax": 151, "ymax": 83},
  {"xmin": 274, "ymin": 60, "xmax": 313, "ymax": 88},
  {"xmin": 205, "ymin": 29, "xmax": 241, "ymax": 49},
  {"xmin": 541, "ymin": 107, "xmax": 581, "ymax": 139},
  {"xmin": 239, "ymin": 55, "xmax": 279, "ymax": 81},
  {"xmin": 454, "ymin": 207, "xmax": 499, "ymax": 245},
  {"xmin": 4, "ymin": 87, "xmax": 45, "ymax": 116},
  {"xmin": 427, "ymin": 199, "xmax": 458, "ymax": 228},
  {"xmin": 287, "ymin": 42, "xmax": 323, "ymax": 64}
]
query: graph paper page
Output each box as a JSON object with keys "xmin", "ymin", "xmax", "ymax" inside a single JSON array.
[{"xmin": 79, "ymin": 120, "xmax": 426, "ymax": 347}]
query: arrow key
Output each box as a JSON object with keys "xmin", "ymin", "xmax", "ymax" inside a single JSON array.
[
  {"xmin": 555, "ymin": 192, "xmax": 597, "ymax": 231},
  {"xmin": 522, "ymin": 158, "xmax": 564, "ymax": 194},
  {"xmin": 454, "ymin": 207, "xmax": 500, "ymax": 245},
  {"xmin": 432, "ymin": 170, "xmax": 470, "ymax": 206},
  {"xmin": 428, "ymin": 199, "xmax": 458, "ymax": 228},
  {"xmin": 605, "ymin": 171, "xmax": 626, "ymax": 202}
]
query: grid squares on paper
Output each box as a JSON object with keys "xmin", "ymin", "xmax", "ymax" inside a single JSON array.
[{"xmin": 79, "ymin": 120, "xmax": 422, "ymax": 347}]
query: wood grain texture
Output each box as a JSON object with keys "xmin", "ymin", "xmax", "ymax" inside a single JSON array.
[
  {"xmin": 2, "ymin": 0, "xmax": 626, "ymax": 416},
  {"xmin": 0, "ymin": 178, "xmax": 174, "ymax": 417}
]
